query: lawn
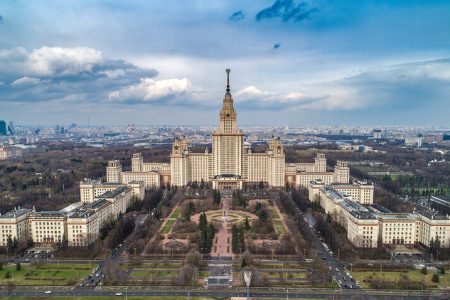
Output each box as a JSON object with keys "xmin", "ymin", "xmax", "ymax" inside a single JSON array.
[
  {"xmin": 0, "ymin": 263, "xmax": 92, "ymax": 286},
  {"xmin": 351, "ymin": 269, "xmax": 450, "ymax": 289},
  {"xmin": 160, "ymin": 219, "xmax": 176, "ymax": 234},
  {"xmin": 170, "ymin": 207, "xmax": 181, "ymax": 219},
  {"xmin": 130, "ymin": 270, "xmax": 176, "ymax": 278},
  {"xmin": 273, "ymin": 219, "xmax": 286, "ymax": 235},
  {"xmin": 268, "ymin": 207, "xmax": 280, "ymax": 219}
]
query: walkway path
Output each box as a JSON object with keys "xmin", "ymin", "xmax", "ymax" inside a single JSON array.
[{"xmin": 211, "ymin": 194, "xmax": 232, "ymax": 256}]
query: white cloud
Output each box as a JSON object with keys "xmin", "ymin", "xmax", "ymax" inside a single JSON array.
[
  {"xmin": 11, "ymin": 76, "xmax": 43, "ymax": 86},
  {"xmin": 27, "ymin": 47, "xmax": 103, "ymax": 76},
  {"xmin": 109, "ymin": 77, "xmax": 192, "ymax": 103}
]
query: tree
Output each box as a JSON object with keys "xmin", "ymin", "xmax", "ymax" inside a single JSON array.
[
  {"xmin": 198, "ymin": 213, "xmax": 207, "ymax": 233},
  {"xmin": 432, "ymin": 273, "xmax": 440, "ymax": 283},
  {"xmin": 16, "ymin": 263, "xmax": 21, "ymax": 271},
  {"xmin": 238, "ymin": 226, "xmax": 245, "ymax": 253},
  {"xmin": 439, "ymin": 266, "xmax": 446, "ymax": 275},
  {"xmin": 421, "ymin": 266, "xmax": 427, "ymax": 275},
  {"xmin": 244, "ymin": 217, "xmax": 250, "ymax": 230},
  {"xmin": 213, "ymin": 189, "xmax": 221, "ymax": 205},
  {"xmin": 254, "ymin": 202, "xmax": 262, "ymax": 212},
  {"xmin": 258, "ymin": 209, "xmax": 269, "ymax": 223},
  {"xmin": 232, "ymin": 224, "xmax": 239, "ymax": 253},
  {"xmin": 5, "ymin": 270, "xmax": 11, "ymax": 279}
]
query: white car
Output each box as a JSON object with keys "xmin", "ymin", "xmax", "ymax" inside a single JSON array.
[
  {"xmin": 115, "ymin": 292, "xmax": 123, "ymax": 296},
  {"xmin": 44, "ymin": 291, "xmax": 52, "ymax": 294}
]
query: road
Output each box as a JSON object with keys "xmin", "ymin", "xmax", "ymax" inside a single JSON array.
[
  {"xmin": 1, "ymin": 288, "xmax": 448, "ymax": 299},
  {"xmin": 293, "ymin": 208, "xmax": 358, "ymax": 289},
  {"xmin": 78, "ymin": 212, "xmax": 151, "ymax": 288}
]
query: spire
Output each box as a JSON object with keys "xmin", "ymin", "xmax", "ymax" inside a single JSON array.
[{"xmin": 226, "ymin": 68, "xmax": 231, "ymax": 93}]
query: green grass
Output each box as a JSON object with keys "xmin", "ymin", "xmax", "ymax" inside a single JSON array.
[
  {"xmin": 130, "ymin": 270, "xmax": 176, "ymax": 278},
  {"xmin": 160, "ymin": 225, "xmax": 171, "ymax": 234},
  {"xmin": 170, "ymin": 207, "xmax": 181, "ymax": 219},
  {"xmin": 198, "ymin": 271, "xmax": 209, "ymax": 278},
  {"xmin": 351, "ymin": 269, "xmax": 450, "ymax": 289},
  {"xmin": 273, "ymin": 219, "xmax": 286, "ymax": 235},
  {"xmin": 268, "ymin": 207, "xmax": 280, "ymax": 219},
  {"xmin": 0, "ymin": 263, "xmax": 92, "ymax": 286},
  {"xmin": 264, "ymin": 271, "xmax": 307, "ymax": 279},
  {"xmin": 160, "ymin": 219, "xmax": 176, "ymax": 234}
]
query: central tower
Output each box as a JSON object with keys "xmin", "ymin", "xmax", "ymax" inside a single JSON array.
[{"xmin": 212, "ymin": 69, "xmax": 245, "ymax": 177}]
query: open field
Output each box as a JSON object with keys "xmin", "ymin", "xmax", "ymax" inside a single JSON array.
[
  {"xmin": 0, "ymin": 263, "xmax": 92, "ymax": 286},
  {"xmin": 351, "ymin": 269, "xmax": 450, "ymax": 289}
]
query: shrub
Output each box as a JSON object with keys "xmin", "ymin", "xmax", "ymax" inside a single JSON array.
[
  {"xmin": 432, "ymin": 273, "xmax": 440, "ymax": 283},
  {"xmin": 5, "ymin": 270, "xmax": 11, "ymax": 279},
  {"xmin": 421, "ymin": 266, "xmax": 427, "ymax": 275}
]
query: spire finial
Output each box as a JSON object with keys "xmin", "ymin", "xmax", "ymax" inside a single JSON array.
[{"xmin": 226, "ymin": 68, "xmax": 231, "ymax": 93}]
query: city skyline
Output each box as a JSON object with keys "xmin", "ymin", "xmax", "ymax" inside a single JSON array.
[{"xmin": 1, "ymin": 1, "xmax": 450, "ymax": 126}]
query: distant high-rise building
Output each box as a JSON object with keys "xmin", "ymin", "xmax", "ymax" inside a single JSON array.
[
  {"xmin": 373, "ymin": 129, "xmax": 382, "ymax": 139},
  {"xmin": 0, "ymin": 120, "xmax": 14, "ymax": 136},
  {"xmin": 0, "ymin": 121, "xmax": 6, "ymax": 136}
]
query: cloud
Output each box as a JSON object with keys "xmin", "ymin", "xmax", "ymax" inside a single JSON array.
[
  {"xmin": 229, "ymin": 10, "xmax": 245, "ymax": 21},
  {"xmin": 235, "ymin": 85, "xmax": 325, "ymax": 110},
  {"xmin": 108, "ymin": 77, "xmax": 193, "ymax": 104},
  {"xmin": 11, "ymin": 76, "xmax": 43, "ymax": 86},
  {"xmin": 231, "ymin": 59, "xmax": 450, "ymax": 113},
  {"xmin": 0, "ymin": 46, "xmax": 157, "ymax": 103},
  {"xmin": 256, "ymin": 0, "xmax": 318, "ymax": 23},
  {"xmin": 273, "ymin": 43, "xmax": 281, "ymax": 49}
]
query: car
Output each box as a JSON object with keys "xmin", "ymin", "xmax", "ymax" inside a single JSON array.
[
  {"xmin": 335, "ymin": 268, "xmax": 339, "ymax": 272},
  {"xmin": 44, "ymin": 291, "xmax": 52, "ymax": 294},
  {"xmin": 115, "ymin": 292, "xmax": 123, "ymax": 296}
]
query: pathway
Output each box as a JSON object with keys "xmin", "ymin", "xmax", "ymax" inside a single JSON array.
[
  {"xmin": 211, "ymin": 194, "xmax": 232, "ymax": 256},
  {"xmin": 207, "ymin": 193, "xmax": 233, "ymax": 288}
]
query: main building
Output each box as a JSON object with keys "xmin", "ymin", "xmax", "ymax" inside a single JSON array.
[{"xmin": 106, "ymin": 69, "xmax": 350, "ymax": 190}]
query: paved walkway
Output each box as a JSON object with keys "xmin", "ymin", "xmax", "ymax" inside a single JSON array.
[{"xmin": 211, "ymin": 195, "xmax": 232, "ymax": 256}]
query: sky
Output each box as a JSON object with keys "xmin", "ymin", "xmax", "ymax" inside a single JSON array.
[{"xmin": 0, "ymin": 0, "xmax": 450, "ymax": 127}]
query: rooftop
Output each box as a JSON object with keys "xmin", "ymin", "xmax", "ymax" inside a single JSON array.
[
  {"xmin": 0, "ymin": 208, "xmax": 34, "ymax": 219},
  {"xmin": 98, "ymin": 185, "xmax": 129, "ymax": 198}
]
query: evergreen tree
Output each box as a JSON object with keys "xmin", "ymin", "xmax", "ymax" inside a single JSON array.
[
  {"xmin": 244, "ymin": 217, "xmax": 250, "ymax": 230},
  {"xmin": 258, "ymin": 209, "xmax": 269, "ymax": 222},
  {"xmin": 432, "ymin": 273, "xmax": 440, "ymax": 283},
  {"xmin": 206, "ymin": 223, "xmax": 215, "ymax": 252},
  {"xmin": 199, "ymin": 213, "xmax": 207, "ymax": 233},
  {"xmin": 255, "ymin": 202, "xmax": 262, "ymax": 212},
  {"xmin": 231, "ymin": 224, "xmax": 239, "ymax": 253},
  {"xmin": 238, "ymin": 226, "xmax": 245, "ymax": 253}
]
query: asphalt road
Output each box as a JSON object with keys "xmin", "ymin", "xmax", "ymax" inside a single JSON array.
[
  {"xmin": 1, "ymin": 288, "xmax": 447, "ymax": 299},
  {"xmin": 294, "ymin": 209, "xmax": 357, "ymax": 289}
]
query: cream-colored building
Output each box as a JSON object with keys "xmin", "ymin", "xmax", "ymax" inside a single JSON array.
[
  {"xmin": 80, "ymin": 179, "xmax": 144, "ymax": 203},
  {"xmin": 67, "ymin": 199, "xmax": 112, "ymax": 247},
  {"xmin": 0, "ymin": 181, "xmax": 139, "ymax": 248},
  {"xmin": 308, "ymin": 179, "xmax": 374, "ymax": 204},
  {"xmin": 107, "ymin": 70, "xmax": 349, "ymax": 190},
  {"xmin": 314, "ymin": 185, "xmax": 450, "ymax": 248},
  {"xmin": 28, "ymin": 211, "xmax": 67, "ymax": 244},
  {"xmin": 0, "ymin": 208, "xmax": 34, "ymax": 246},
  {"xmin": 0, "ymin": 146, "xmax": 22, "ymax": 160}
]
